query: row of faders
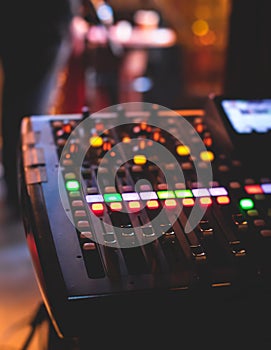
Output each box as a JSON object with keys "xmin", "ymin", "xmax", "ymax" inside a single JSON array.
[{"xmin": 49, "ymin": 104, "xmax": 271, "ymax": 293}]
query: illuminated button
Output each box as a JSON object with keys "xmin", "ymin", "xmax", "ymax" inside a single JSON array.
[
  {"xmin": 181, "ymin": 162, "xmax": 193, "ymax": 170},
  {"xmin": 260, "ymin": 229, "xmax": 271, "ymax": 237},
  {"xmin": 83, "ymin": 242, "xmax": 96, "ymax": 251},
  {"xmin": 254, "ymin": 219, "xmax": 266, "ymax": 227},
  {"xmin": 104, "ymin": 186, "xmax": 117, "ymax": 193},
  {"xmin": 209, "ymin": 187, "xmax": 228, "ymax": 196},
  {"xmin": 229, "ymin": 182, "xmax": 241, "ymax": 189},
  {"xmin": 261, "ymin": 183, "xmax": 271, "ymax": 194},
  {"xmin": 146, "ymin": 200, "xmax": 159, "ymax": 209},
  {"xmin": 192, "ymin": 188, "xmax": 210, "ymax": 197},
  {"xmin": 139, "ymin": 184, "xmax": 152, "ymax": 191},
  {"xmin": 217, "ymin": 196, "xmax": 230, "ymax": 205},
  {"xmin": 157, "ymin": 183, "xmax": 168, "ymax": 191},
  {"xmin": 247, "ymin": 209, "xmax": 259, "ymax": 217},
  {"xmin": 176, "ymin": 145, "xmax": 190, "ymax": 156},
  {"xmin": 164, "ymin": 199, "xmax": 177, "ymax": 208},
  {"xmin": 133, "ymin": 154, "xmax": 147, "ymax": 165},
  {"xmin": 122, "ymin": 136, "xmax": 131, "ymax": 143},
  {"xmin": 175, "ymin": 183, "xmax": 186, "ymax": 190},
  {"xmin": 244, "ymin": 184, "xmax": 263, "ymax": 194},
  {"xmin": 66, "ymin": 180, "xmax": 80, "ymax": 191},
  {"xmin": 72, "ymin": 200, "xmax": 84, "ymax": 207},
  {"xmin": 203, "ymin": 136, "xmax": 212, "ymax": 147},
  {"xmin": 74, "ymin": 210, "xmax": 87, "ymax": 217},
  {"xmin": 80, "ymin": 231, "xmax": 93, "ymax": 239},
  {"xmin": 122, "ymin": 192, "xmax": 140, "ymax": 201},
  {"xmin": 128, "ymin": 201, "xmax": 141, "ymax": 211},
  {"xmin": 86, "ymin": 194, "xmax": 104, "ymax": 203},
  {"xmin": 89, "ymin": 135, "xmax": 103, "ymax": 148},
  {"xmin": 121, "ymin": 185, "xmax": 133, "ymax": 192},
  {"xmin": 109, "ymin": 202, "xmax": 123, "ymax": 211},
  {"xmin": 77, "ymin": 221, "xmax": 90, "ymax": 228},
  {"xmin": 139, "ymin": 191, "xmax": 158, "ymax": 200},
  {"xmin": 183, "ymin": 198, "xmax": 195, "ymax": 207},
  {"xmin": 69, "ymin": 191, "xmax": 81, "ymax": 198},
  {"xmin": 239, "ymin": 198, "xmax": 254, "ymax": 210},
  {"xmin": 200, "ymin": 151, "xmax": 214, "ymax": 162},
  {"xmin": 91, "ymin": 203, "xmax": 105, "ymax": 215},
  {"xmin": 175, "ymin": 189, "xmax": 193, "ymax": 198},
  {"xmin": 64, "ymin": 172, "xmax": 76, "ymax": 180},
  {"xmin": 218, "ymin": 165, "xmax": 229, "ymax": 172},
  {"xmin": 255, "ymin": 194, "xmax": 265, "ymax": 201},
  {"xmin": 104, "ymin": 193, "xmax": 122, "ymax": 202},
  {"xmin": 199, "ymin": 197, "xmax": 212, "ymax": 206},
  {"xmin": 157, "ymin": 191, "xmax": 175, "ymax": 199},
  {"xmin": 62, "ymin": 159, "xmax": 73, "ymax": 166}
]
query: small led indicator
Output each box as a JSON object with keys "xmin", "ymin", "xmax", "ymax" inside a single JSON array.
[
  {"xmin": 89, "ymin": 136, "xmax": 103, "ymax": 148},
  {"xmin": 157, "ymin": 191, "xmax": 175, "ymax": 199},
  {"xmin": 176, "ymin": 145, "xmax": 190, "ymax": 156},
  {"xmin": 146, "ymin": 200, "xmax": 159, "ymax": 209},
  {"xmin": 139, "ymin": 191, "xmax": 158, "ymax": 200},
  {"xmin": 261, "ymin": 183, "xmax": 271, "ymax": 194},
  {"xmin": 91, "ymin": 203, "xmax": 104, "ymax": 215},
  {"xmin": 174, "ymin": 189, "xmax": 193, "ymax": 198},
  {"xmin": 164, "ymin": 199, "xmax": 177, "ymax": 208},
  {"xmin": 66, "ymin": 180, "xmax": 80, "ymax": 191},
  {"xmin": 240, "ymin": 198, "xmax": 254, "ymax": 210},
  {"xmin": 216, "ymin": 196, "xmax": 230, "ymax": 205},
  {"xmin": 133, "ymin": 154, "xmax": 147, "ymax": 165},
  {"xmin": 244, "ymin": 185, "xmax": 263, "ymax": 195},
  {"xmin": 104, "ymin": 193, "xmax": 122, "ymax": 202},
  {"xmin": 199, "ymin": 197, "xmax": 212, "ymax": 206},
  {"xmin": 183, "ymin": 198, "xmax": 195, "ymax": 207},
  {"xmin": 200, "ymin": 151, "xmax": 214, "ymax": 162},
  {"xmin": 110, "ymin": 202, "xmax": 123, "ymax": 211},
  {"xmin": 209, "ymin": 187, "xmax": 228, "ymax": 196},
  {"xmin": 122, "ymin": 192, "xmax": 140, "ymax": 201},
  {"xmin": 128, "ymin": 201, "xmax": 141, "ymax": 211},
  {"xmin": 192, "ymin": 188, "xmax": 210, "ymax": 197}
]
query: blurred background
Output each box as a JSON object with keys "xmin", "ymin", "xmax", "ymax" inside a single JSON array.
[{"xmin": 1, "ymin": 0, "xmax": 271, "ymax": 348}]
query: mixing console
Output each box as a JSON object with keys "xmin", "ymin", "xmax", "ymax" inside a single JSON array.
[{"xmin": 19, "ymin": 102, "xmax": 271, "ymax": 338}]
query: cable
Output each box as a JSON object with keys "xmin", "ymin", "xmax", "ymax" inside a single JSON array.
[{"xmin": 19, "ymin": 303, "xmax": 48, "ymax": 350}]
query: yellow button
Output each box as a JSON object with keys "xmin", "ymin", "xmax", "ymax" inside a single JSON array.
[
  {"xmin": 89, "ymin": 136, "xmax": 103, "ymax": 148},
  {"xmin": 133, "ymin": 155, "xmax": 147, "ymax": 165},
  {"xmin": 200, "ymin": 151, "xmax": 214, "ymax": 162},
  {"xmin": 176, "ymin": 145, "xmax": 190, "ymax": 156}
]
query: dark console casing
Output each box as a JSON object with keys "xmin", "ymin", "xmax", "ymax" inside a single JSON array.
[{"xmin": 19, "ymin": 106, "xmax": 271, "ymax": 343}]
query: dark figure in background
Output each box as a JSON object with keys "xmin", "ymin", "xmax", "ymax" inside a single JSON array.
[
  {"xmin": 0, "ymin": 0, "xmax": 80, "ymax": 214},
  {"xmin": 224, "ymin": 0, "xmax": 271, "ymax": 97}
]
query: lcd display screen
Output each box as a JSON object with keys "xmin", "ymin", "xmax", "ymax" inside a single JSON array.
[{"xmin": 221, "ymin": 99, "xmax": 271, "ymax": 134}]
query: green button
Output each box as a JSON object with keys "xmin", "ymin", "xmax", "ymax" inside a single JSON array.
[
  {"xmin": 157, "ymin": 191, "xmax": 175, "ymax": 199},
  {"xmin": 104, "ymin": 193, "xmax": 122, "ymax": 202},
  {"xmin": 66, "ymin": 180, "xmax": 80, "ymax": 191},
  {"xmin": 175, "ymin": 189, "xmax": 193, "ymax": 198},
  {"xmin": 240, "ymin": 198, "xmax": 254, "ymax": 210}
]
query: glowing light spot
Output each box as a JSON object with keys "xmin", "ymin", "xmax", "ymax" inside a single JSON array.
[
  {"xmin": 200, "ymin": 151, "xmax": 214, "ymax": 162},
  {"xmin": 133, "ymin": 154, "xmax": 147, "ymax": 165},
  {"xmin": 176, "ymin": 145, "xmax": 190, "ymax": 156},
  {"xmin": 89, "ymin": 136, "xmax": 103, "ymax": 148},
  {"xmin": 192, "ymin": 19, "xmax": 209, "ymax": 37}
]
